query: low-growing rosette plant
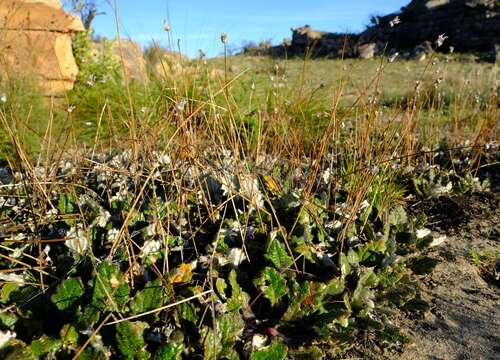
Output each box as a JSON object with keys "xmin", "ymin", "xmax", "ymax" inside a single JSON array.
[{"xmin": 0, "ymin": 143, "xmax": 496, "ymax": 359}]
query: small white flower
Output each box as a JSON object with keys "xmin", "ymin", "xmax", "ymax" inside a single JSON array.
[
  {"xmin": 322, "ymin": 168, "xmax": 332, "ymax": 185},
  {"xmin": 141, "ymin": 240, "xmax": 162, "ymax": 257},
  {"xmin": 0, "ymin": 273, "xmax": 26, "ymax": 283},
  {"xmin": 43, "ymin": 245, "xmax": 53, "ymax": 264},
  {"xmin": 435, "ymin": 33, "xmax": 448, "ymax": 48},
  {"xmin": 85, "ymin": 121, "xmax": 93, "ymax": 126},
  {"xmin": 145, "ymin": 223, "xmax": 157, "ymax": 237},
  {"xmin": 86, "ymin": 74, "xmax": 96, "ymax": 87},
  {"xmin": 158, "ymin": 154, "xmax": 171, "ymax": 165},
  {"xmin": 0, "ymin": 94, "xmax": 7, "ymax": 103},
  {"xmin": 238, "ymin": 175, "xmax": 264, "ymax": 210},
  {"xmin": 94, "ymin": 210, "xmax": 111, "ymax": 228},
  {"xmin": 228, "ymin": 248, "xmax": 247, "ymax": 267},
  {"xmin": 388, "ymin": 52, "xmax": 399, "ymax": 63},
  {"xmin": 46, "ymin": 208, "xmax": 59, "ymax": 217},
  {"xmin": 360, "ymin": 200, "xmax": 370, "ymax": 211},
  {"xmin": 107, "ymin": 228, "xmax": 120, "ymax": 243},
  {"xmin": 198, "ymin": 49, "xmax": 206, "ymax": 60},
  {"xmin": 163, "ymin": 19, "xmax": 171, "ymax": 32},
  {"xmin": 449, "ymin": 46, "xmax": 454, "ymax": 54},
  {"xmin": 389, "ymin": 16, "xmax": 401, "ymax": 28},
  {"xmin": 252, "ymin": 334, "xmax": 267, "ymax": 349},
  {"xmin": 220, "ymin": 32, "xmax": 228, "ymax": 44},
  {"xmin": 0, "ymin": 330, "xmax": 16, "ymax": 349},
  {"xmin": 67, "ymin": 105, "xmax": 76, "ymax": 113},
  {"xmin": 65, "ymin": 225, "xmax": 89, "ymax": 255},
  {"xmin": 176, "ymin": 99, "xmax": 186, "ymax": 112}
]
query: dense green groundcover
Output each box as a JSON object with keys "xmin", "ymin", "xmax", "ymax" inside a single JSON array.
[{"xmin": 0, "ymin": 143, "xmax": 497, "ymax": 359}]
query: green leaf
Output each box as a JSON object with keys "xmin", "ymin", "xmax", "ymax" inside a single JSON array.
[
  {"xmin": 59, "ymin": 324, "xmax": 79, "ymax": 348},
  {"xmin": 388, "ymin": 205, "xmax": 407, "ymax": 226},
  {"xmin": 51, "ymin": 278, "xmax": 85, "ymax": 310},
  {"xmin": 339, "ymin": 254, "xmax": 351, "ymax": 277},
  {"xmin": 29, "ymin": 336, "xmax": 62, "ymax": 357},
  {"xmin": 346, "ymin": 249, "xmax": 359, "ymax": 265},
  {"xmin": 202, "ymin": 312, "xmax": 244, "ymax": 360},
  {"xmin": 416, "ymin": 235, "xmax": 433, "ymax": 250},
  {"xmin": 356, "ymin": 240, "xmax": 387, "ymax": 262},
  {"xmin": 78, "ymin": 347, "xmax": 109, "ymax": 360},
  {"xmin": 289, "ymin": 346, "xmax": 323, "ymax": 359},
  {"xmin": 324, "ymin": 277, "xmax": 345, "ymax": 296},
  {"xmin": 409, "ymin": 256, "xmax": 439, "ymax": 275},
  {"xmin": 156, "ymin": 343, "xmax": 184, "ymax": 360},
  {"xmin": 254, "ymin": 267, "xmax": 287, "ymax": 306},
  {"xmin": 227, "ymin": 270, "xmax": 250, "ymax": 312},
  {"xmin": 250, "ymin": 340, "xmax": 288, "ymax": 360},
  {"xmin": 351, "ymin": 268, "xmax": 378, "ymax": 312},
  {"xmin": 1, "ymin": 283, "xmax": 20, "ymax": 304},
  {"xmin": 129, "ymin": 279, "xmax": 163, "ymax": 315},
  {"xmin": 91, "ymin": 261, "xmax": 130, "ymax": 311},
  {"xmin": 0, "ymin": 312, "xmax": 17, "ymax": 329},
  {"xmin": 283, "ymin": 281, "xmax": 312, "ymax": 321},
  {"xmin": 215, "ymin": 278, "xmax": 228, "ymax": 301},
  {"xmin": 265, "ymin": 237, "xmax": 293, "ymax": 269},
  {"xmin": 116, "ymin": 321, "xmax": 151, "ymax": 360},
  {"xmin": 377, "ymin": 326, "xmax": 413, "ymax": 345},
  {"xmin": 76, "ymin": 305, "xmax": 100, "ymax": 330},
  {"xmin": 58, "ymin": 193, "xmax": 78, "ymax": 214},
  {"xmin": 179, "ymin": 302, "xmax": 198, "ymax": 325}
]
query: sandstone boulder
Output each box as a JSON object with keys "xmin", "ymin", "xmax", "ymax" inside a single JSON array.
[
  {"xmin": 90, "ymin": 39, "xmax": 148, "ymax": 83},
  {"xmin": 152, "ymin": 51, "xmax": 191, "ymax": 79},
  {"xmin": 0, "ymin": 0, "xmax": 83, "ymax": 33},
  {"xmin": 411, "ymin": 41, "xmax": 433, "ymax": 61},
  {"xmin": 357, "ymin": 43, "xmax": 376, "ymax": 59},
  {"xmin": 0, "ymin": 0, "xmax": 84, "ymax": 96},
  {"xmin": 111, "ymin": 40, "xmax": 148, "ymax": 83}
]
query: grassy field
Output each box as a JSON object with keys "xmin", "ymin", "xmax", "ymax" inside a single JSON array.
[
  {"xmin": 1, "ymin": 52, "xmax": 498, "ymax": 159},
  {"xmin": 0, "ymin": 45, "xmax": 498, "ymax": 358}
]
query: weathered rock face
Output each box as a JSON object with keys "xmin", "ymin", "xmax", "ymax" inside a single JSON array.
[
  {"xmin": 0, "ymin": 0, "xmax": 84, "ymax": 95},
  {"xmin": 111, "ymin": 40, "xmax": 147, "ymax": 83},
  {"xmin": 267, "ymin": 0, "xmax": 498, "ymax": 59},
  {"xmin": 270, "ymin": 25, "xmax": 359, "ymax": 58},
  {"xmin": 357, "ymin": 43, "xmax": 376, "ymax": 59},
  {"xmin": 361, "ymin": 0, "xmax": 499, "ymax": 53},
  {"xmin": 90, "ymin": 39, "xmax": 148, "ymax": 83}
]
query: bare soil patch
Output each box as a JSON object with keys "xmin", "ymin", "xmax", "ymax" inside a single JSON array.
[{"xmin": 392, "ymin": 193, "xmax": 500, "ymax": 360}]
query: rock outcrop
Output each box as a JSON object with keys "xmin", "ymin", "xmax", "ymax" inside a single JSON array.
[
  {"xmin": 360, "ymin": 0, "xmax": 499, "ymax": 54},
  {"xmin": 267, "ymin": 0, "xmax": 499, "ymax": 60},
  {"xmin": 269, "ymin": 25, "xmax": 358, "ymax": 58},
  {"xmin": 91, "ymin": 39, "xmax": 148, "ymax": 83},
  {"xmin": 0, "ymin": 0, "xmax": 84, "ymax": 96},
  {"xmin": 112, "ymin": 40, "xmax": 147, "ymax": 83}
]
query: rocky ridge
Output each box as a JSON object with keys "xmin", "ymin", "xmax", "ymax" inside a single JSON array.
[{"xmin": 266, "ymin": 0, "xmax": 499, "ymax": 60}]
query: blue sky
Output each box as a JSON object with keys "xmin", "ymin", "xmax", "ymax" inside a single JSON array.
[{"xmin": 65, "ymin": 0, "xmax": 408, "ymax": 58}]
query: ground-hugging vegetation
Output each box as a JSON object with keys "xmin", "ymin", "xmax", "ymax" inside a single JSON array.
[{"xmin": 0, "ymin": 32, "xmax": 498, "ymax": 359}]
